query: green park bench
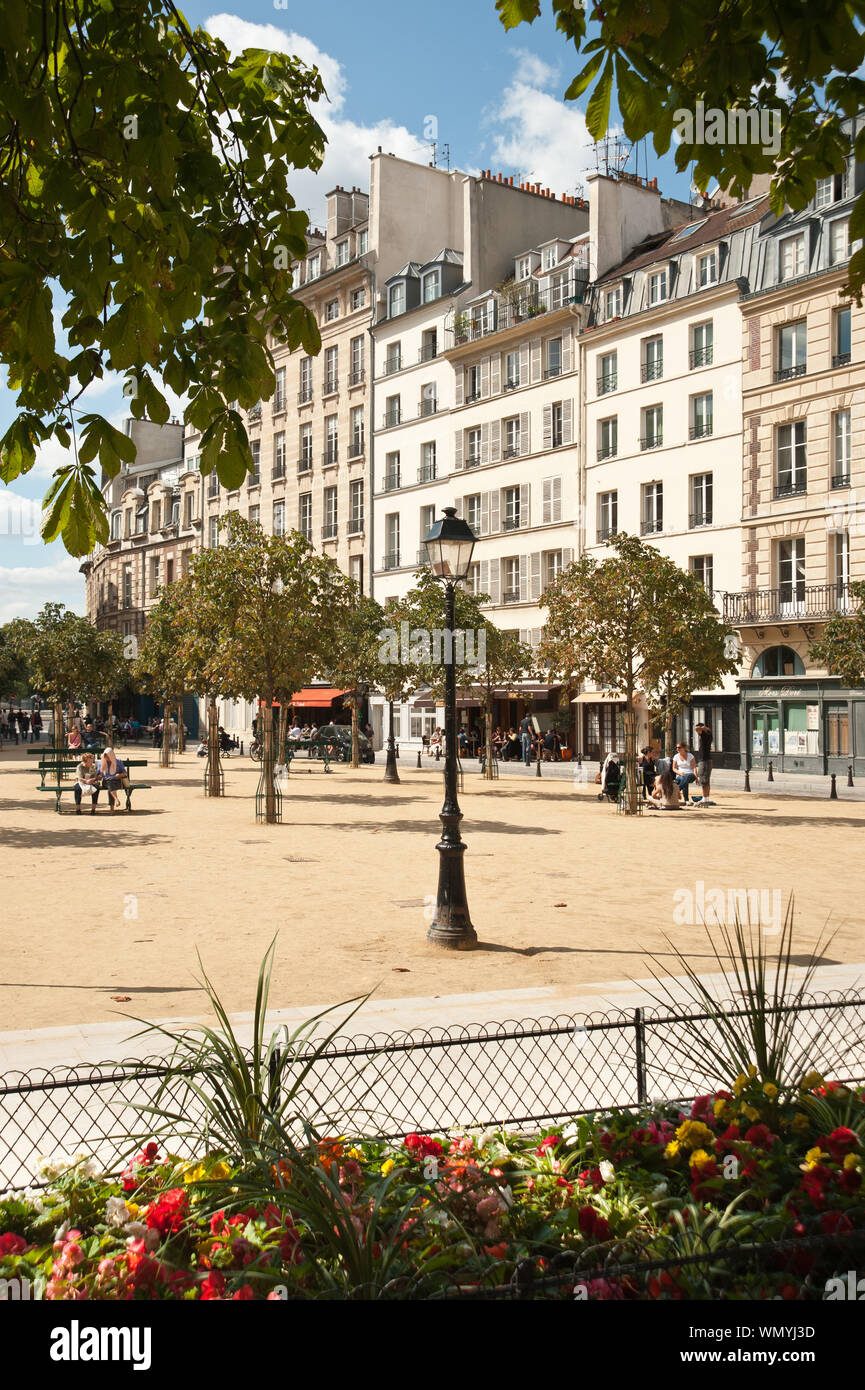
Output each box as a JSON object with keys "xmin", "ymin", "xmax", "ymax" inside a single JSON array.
[{"xmin": 30, "ymin": 750, "xmax": 151, "ymax": 813}]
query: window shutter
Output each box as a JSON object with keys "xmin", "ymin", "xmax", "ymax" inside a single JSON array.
[
  {"xmin": 453, "ymin": 496, "xmax": 462, "ymax": 518},
  {"xmin": 532, "ymin": 628, "xmax": 542, "ymax": 649},
  {"xmin": 520, "ymin": 482, "xmax": 530, "ymax": 527},
  {"xmin": 488, "ymin": 558, "xmax": 500, "ymax": 605},
  {"xmin": 490, "ymin": 353, "xmax": 501, "ymax": 394},
  {"xmin": 543, "ymin": 404, "xmax": 553, "ymax": 451},
  {"xmin": 562, "ymin": 399, "xmax": 573, "ymax": 445},
  {"xmin": 489, "ymin": 418, "xmax": 501, "ymax": 462},
  {"xmin": 562, "ymin": 329, "xmax": 572, "ymax": 373},
  {"xmin": 520, "ymin": 411, "xmax": 531, "ymax": 456},
  {"xmin": 530, "ymin": 552, "xmax": 542, "ymax": 600},
  {"xmin": 489, "ymin": 489, "xmax": 501, "ymax": 534},
  {"xmin": 530, "ymin": 338, "xmax": 542, "ymax": 382},
  {"xmin": 521, "ymin": 344, "xmax": 531, "ymax": 384},
  {"xmin": 480, "ymin": 493, "xmax": 490, "ymax": 536},
  {"xmin": 480, "ymin": 422, "xmax": 490, "ymax": 466},
  {"xmin": 479, "ymin": 558, "xmax": 489, "ymax": 601},
  {"xmin": 542, "ymin": 478, "xmax": 551, "ymax": 524},
  {"xmin": 455, "ymin": 370, "xmax": 464, "ymax": 407},
  {"xmin": 480, "ymin": 359, "xmax": 490, "ymax": 398},
  {"xmin": 519, "ymin": 554, "xmax": 528, "ymax": 600},
  {"xmin": 562, "ymin": 547, "xmax": 574, "ymax": 567},
  {"xmin": 543, "ymin": 476, "xmax": 562, "ymax": 523},
  {"xmin": 520, "ymin": 628, "xmax": 529, "ymax": 645},
  {"xmin": 454, "ymin": 430, "xmax": 464, "ymax": 471}
]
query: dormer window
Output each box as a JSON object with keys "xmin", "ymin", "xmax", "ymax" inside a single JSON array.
[
  {"xmin": 779, "ymin": 233, "xmax": 806, "ymax": 282},
  {"xmin": 697, "ymin": 249, "xmax": 718, "ymax": 287},
  {"xmin": 649, "ymin": 268, "xmax": 668, "ymax": 305},
  {"xmin": 517, "ymin": 255, "xmax": 533, "ymax": 281},
  {"xmin": 358, "ymin": 229, "xmax": 368, "ymax": 255},
  {"xmin": 389, "ymin": 282, "xmax": 405, "ymax": 317},
  {"xmin": 542, "ymin": 246, "xmax": 558, "ymax": 271},
  {"xmin": 336, "ymin": 240, "xmax": 350, "ymax": 267},
  {"xmin": 307, "ymin": 253, "xmax": 321, "ymax": 282},
  {"xmin": 422, "ymin": 268, "xmax": 440, "ymax": 303},
  {"xmin": 604, "ymin": 285, "xmax": 622, "ymax": 321},
  {"xmin": 829, "ymin": 217, "xmax": 850, "ymax": 265},
  {"xmin": 815, "ymin": 172, "xmax": 848, "ymax": 208}
]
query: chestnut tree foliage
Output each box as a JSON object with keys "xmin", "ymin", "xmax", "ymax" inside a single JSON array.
[
  {"xmin": 0, "ymin": 0, "xmax": 327, "ymax": 554},
  {"xmin": 496, "ymin": 0, "xmax": 865, "ymax": 300}
]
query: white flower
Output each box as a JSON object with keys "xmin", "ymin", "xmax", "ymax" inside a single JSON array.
[
  {"xmin": 599, "ymin": 1160, "xmax": 615, "ymax": 1184},
  {"xmin": 122, "ymin": 1221, "xmax": 149, "ymax": 1240},
  {"xmin": 499, "ymin": 1184, "xmax": 514, "ymax": 1210},
  {"xmin": 561, "ymin": 1123, "xmax": 581, "ymax": 1147},
  {"xmin": 78, "ymin": 1156, "xmax": 100, "ymax": 1179},
  {"xmin": 650, "ymin": 1181, "xmax": 668, "ymax": 1201},
  {"xmin": 105, "ymin": 1197, "xmax": 131, "ymax": 1228}
]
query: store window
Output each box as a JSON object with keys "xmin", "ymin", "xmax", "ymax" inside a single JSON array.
[
  {"xmin": 752, "ymin": 645, "xmax": 804, "ymax": 678},
  {"xmin": 826, "ymin": 705, "xmax": 850, "ymax": 756}
]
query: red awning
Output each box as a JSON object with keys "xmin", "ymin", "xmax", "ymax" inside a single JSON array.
[{"xmin": 290, "ymin": 688, "xmax": 347, "ymax": 708}]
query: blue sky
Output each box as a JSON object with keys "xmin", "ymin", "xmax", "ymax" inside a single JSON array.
[{"xmin": 0, "ymin": 0, "xmax": 695, "ymax": 621}]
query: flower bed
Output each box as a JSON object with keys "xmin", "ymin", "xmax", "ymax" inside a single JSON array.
[{"xmin": 1, "ymin": 1071, "xmax": 863, "ymax": 1300}]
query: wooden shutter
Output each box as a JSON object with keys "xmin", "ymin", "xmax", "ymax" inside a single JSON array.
[
  {"xmin": 519, "ymin": 554, "xmax": 529, "ymax": 601},
  {"xmin": 480, "ymin": 359, "xmax": 490, "ymax": 398},
  {"xmin": 542, "ymin": 476, "xmax": 562, "ymax": 524},
  {"xmin": 455, "ymin": 370, "xmax": 464, "ymax": 407},
  {"xmin": 542, "ymin": 404, "xmax": 553, "ymax": 451},
  {"xmin": 521, "ymin": 344, "xmax": 531, "ymax": 384},
  {"xmin": 454, "ymin": 429, "xmax": 463, "ymax": 471},
  {"xmin": 531, "ymin": 628, "xmax": 542, "ymax": 649},
  {"xmin": 562, "ymin": 547, "xmax": 574, "ymax": 567},
  {"xmin": 488, "ymin": 558, "xmax": 500, "ymax": 605},
  {"xmin": 480, "ymin": 422, "xmax": 490, "ymax": 466},
  {"xmin": 480, "ymin": 493, "xmax": 489, "ymax": 536},
  {"xmin": 520, "ymin": 411, "xmax": 531, "ymax": 456},
  {"xmin": 453, "ymin": 496, "xmax": 462, "ymax": 518},
  {"xmin": 490, "ymin": 353, "xmax": 501, "ymax": 394},
  {"xmin": 530, "ymin": 337, "xmax": 542, "ymax": 382},
  {"xmin": 530, "ymin": 552, "xmax": 542, "ymax": 600},
  {"xmin": 520, "ymin": 482, "xmax": 530, "ymax": 528},
  {"xmin": 489, "ymin": 489, "xmax": 501, "ymax": 534},
  {"xmin": 562, "ymin": 329, "xmax": 572, "ymax": 373},
  {"xmin": 479, "ymin": 558, "xmax": 489, "ymax": 602},
  {"xmin": 562, "ymin": 399, "xmax": 573, "ymax": 445},
  {"xmin": 489, "ymin": 418, "xmax": 501, "ymax": 462}
]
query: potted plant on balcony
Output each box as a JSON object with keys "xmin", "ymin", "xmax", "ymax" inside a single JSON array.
[{"xmin": 452, "ymin": 311, "xmax": 470, "ymax": 343}]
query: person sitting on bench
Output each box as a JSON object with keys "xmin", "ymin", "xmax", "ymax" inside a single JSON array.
[
  {"xmin": 74, "ymin": 752, "xmax": 101, "ymax": 815},
  {"xmin": 99, "ymin": 747, "xmax": 127, "ymax": 812}
]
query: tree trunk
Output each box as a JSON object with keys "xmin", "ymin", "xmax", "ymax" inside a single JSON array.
[
  {"xmin": 622, "ymin": 704, "xmax": 640, "ymax": 816},
  {"xmin": 664, "ymin": 701, "xmax": 674, "ymax": 761},
  {"xmin": 161, "ymin": 700, "xmax": 172, "ymax": 768},
  {"xmin": 350, "ymin": 699, "xmax": 359, "ymax": 769},
  {"xmin": 262, "ymin": 701, "xmax": 278, "ymax": 824},
  {"xmin": 177, "ymin": 698, "xmax": 185, "ymax": 754},
  {"xmin": 383, "ymin": 700, "xmax": 400, "ymax": 783},
  {"xmin": 276, "ymin": 702, "xmax": 288, "ymax": 765},
  {"xmin": 484, "ymin": 706, "xmax": 494, "ymax": 781},
  {"xmin": 207, "ymin": 697, "xmax": 223, "ymax": 797},
  {"xmin": 54, "ymin": 702, "xmax": 64, "ymax": 748}
]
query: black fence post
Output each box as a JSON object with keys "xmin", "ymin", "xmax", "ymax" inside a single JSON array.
[
  {"xmin": 634, "ymin": 1008, "xmax": 648, "ymax": 1105},
  {"xmin": 417, "ymin": 750, "xmax": 422, "ymax": 769},
  {"xmin": 830, "ymin": 773, "xmax": 838, "ymax": 800},
  {"xmin": 767, "ymin": 761, "xmax": 774, "ymax": 782},
  {"xmin": 848, "ymin": 764, "xmax": 854, "ymax": 788},
  {"xmin": 744, "ymin": 769, "xmax": 751, "ymax": 792}
]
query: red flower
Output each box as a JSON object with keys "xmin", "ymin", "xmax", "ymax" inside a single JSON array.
[
  {"xmin": 145, "ymin": 1187, "xmax": 189, "ymax": 1237},
  {"xmin": 535, "ymin": 1135, "xmax": 561, "ymax": 1155},
  {"xmin": 484, "ymin": 1242, "xmax": 508, "ymax": 1259},
  {"xmin": 821, "ymin": 1210, "xmax": 853, "ymax": 1235},
  {"xmin": 403, "ymin": 1133, "xmax": 444, "ymax": 1159},
  {"xmin": 839, "ymin": 1167, "xmax": 862, "ymax": 1194},
  {"xmin": 200, "ymin": 1270, "xmax": 226, "ymax": 1301},
  {"xmin": 744, "ymin": 1124, "xmax": 776, "ymax": 1150},
  {"xmin": 825, "ymin": 1128, "xmax": 859, "ymax": 1161},
  {"xmin": 577, "ymin": 1206, "xmax": 611, "ymax": 1242},
  {"xmin": 0, "ymin": 1232, "xmax": 27, "ymax": 1256},
  {"xmin": 232, "ymin": 1284, "xmax": 254, "ymax": 1300}
]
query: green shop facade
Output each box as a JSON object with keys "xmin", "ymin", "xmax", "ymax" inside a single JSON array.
[{"xmin": 737, "ymin": 647, "xmax": 863, "ymax": 776}]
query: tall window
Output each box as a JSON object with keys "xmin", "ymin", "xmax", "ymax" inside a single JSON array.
[
  {"xmin": 350, "ymin": 335, "xmax": 364, "ymax": 384},
  {"xmin": 271, "ymin": 433, "xmax": 285, "ymax": 480},
  {"xmin": 542, "ymin": 245, "xmax": 558, "ymax": 270},
  {"xmin": 503, "ymin": 557, "xmax": 520, "ymax": 602},
  {"xmin": 350, "ymin": 405, "xmax": 364, "ymax": 457},
  {"xmin": 598, "ymin": 491, "xmax": 618, "ymax": 541},
  {"xmin": 385, "ymin": 341, "xmax": 402, "ymax": 374},
  {"xmin": 385, "ymin": 513, "xmax": 400, "ymax": 568},
  {"xmin": 543, "ymin": 550, "xmax": 563, "ymax": 590},
  {"xmin": 546, "ymin": 338, "xmax": 562, "ymax": 378},
  {"xmin": 384, "ymin": 395, "xmax": 400, "ymax": 428},
  {"xmin": 123, "ymin": 565, "xmax": 133, "ymax": 605},
  {"xmin": 691, "ymin": 321, "xmax": 713, "ymax": 368},
  {"xmin": 830, "ymin": 218, "xmax": 850, "ymax": 264},
  {"xmin": 273, "ymin": 500, "xmax": 285, "ymax": 537},
  {"xmin": 465, "ymin": 494, "xmax": 481, "ymax": 532},
  {"xmin": 642, "ymin": 481, "xmax": 663, "ymax": 533},
  {"xmin": 324, "ymin": 346, "xmax": 338, "ymax": 393},
  {"xmin": 517, "ymin": 255, "xmax": 532, "ymax": 280},
  {"xmin": 690, "ymin": 473, "xmax": 713, "ymax": 527},
  {"xmin": 598, "ymin": 417, "xmax": 617, "ymax": 460},
  {"xmin": 551, "ymin": 402, "xmax": 564, "ymax": 448},
  {"xmin": 690, "ymin": 555, "xmax": 713, "ymax": 592},
  {"xmin": 324, "ymin": 415, "xmax": 338, "ymax": 465},
  {"xmin": 504, "ymin": 417, "xmax": 521, "ymax": 459},
  {"xmin": 835, "ymin": 530, "xmax": 850, "ymax": 604},
  {"xmin": 779, "ymin": 233, "xmax": 806, "ymax": 281},
  {"xmin": 349, "ymin": 480, "xmax": 364, "ymax": 534},
  {"xmin": 336, "ymin": 240, "xmax": 349, "ymax": 267},
  {"xmin": 325, "ymin": 299, "xmax": 339, "ymax": 323},
  {"xmin": 384, "ymin": 450, "xmax": 401, "ymax": 491},
  {"xmin": 642, "ymin": 336, "xmax": 663, "ymax": 382},
  {"xmin": 833, "ymin": 410, "xmax": 851, "ymax": 486},
  {"xmin": 419, "ymin": 504, "xmax": 435, "ymax": 561},
  {"xmin": 421, "ymin": 328, "xmax": 437, "ymax": 362},
  {"xmin": 249, "ymin": 504, "xmax": 260, "ymax": 527},
  {"xmin": 466, "ymin": 365, "xmax": 481, "ymax": 402},
  {"xmin": 307, "ymin": 253, "xmax": 321, "ymax": 281},
  {"xmin": 388, "ymin": 282, "xmax": 405, "ymax": 317},
  {"xmin": 358, "ymin": 229, "xmax": 368, "ymax": 255},
  {"xmin": 776, "ymin": 422, "xmax": 807, "ymax": 497},
  {"xmin": 183, "ymin": 493, "xmax": 194, "ymax": 527},
  {"xmin": 835, "ymin": 307, "xmax": 851, "ymax": 366},
  {"xmin": 209, "ymin": 517, "xmax": 219, "ymax": 548},
  {"xmin": 350, "ymin": 286, "xmax": 365, "ymax": 311},
  {"xmin": 777, "ymin": 537, "xmax": 805, "ymax": 611},
  {"xmin": 465, "ymin": 427, "xmax": 481, "ymax": 467},
  {"xmin": 299, "ymin": 358, "xmax": 312, "ymax": 403},
  {"xmin": 690, "ymin": 392, "xmax": 713, "ymax": 439},
  {"xmin": 250, "ymin": 439, "xmax": 261, "ymax": 485},
  {"xmin": 505, "ymin": 350, "xmax": 521, "ymax": 389},
  {"xmin": 641, "ymin": 405, "xmax": 663, "ymax": 450},
  {"xmin": 604, "ymin": 285, "xmax": 622, "ymax": 320},
  {"xmin": 150, "ymin": 500, "xmax": 161, "ymax": 532},
  {"xmin": 503, "ymin": 486, "xmax": 522, "ymax": 531},
  {"xmin": 349, "ymin": 555, "xmax": 364, "ymax": 592},
  {"xmin": 776, "ymin": 321, "xmax": 807, "ymax": 379},
  {"xmin": 698, "ymin": 250, "xmax": 718, "ymax": 286},
  {"xmin": 422, "ymin": 269, "xmax": 440, "ymax": 302},
  {"xmin": 420, "ymin": 440, "xmax": 436, "ymax": 483},
  {"xmin": 299, "ymin": 422, "xmax": 313, "ymax": 471},
  {"xmin": 598, "ymin": 352, "xmax": 617, "ymax": 393},
  {"xmin": 299, "ymin": 493, "xmax": 312, "ymax": 541},
  {"xmin": 323, "ymin": 486, "xmax": 338, "ymax": 539},
  {"xmin": 649, "ymin": 269, "xmax": 668, "ymax": 304}
]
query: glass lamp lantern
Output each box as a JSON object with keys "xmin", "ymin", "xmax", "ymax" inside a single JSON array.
[{"xmin": 424, "ymin": 507, "xmax": 477, "ymax": 583}]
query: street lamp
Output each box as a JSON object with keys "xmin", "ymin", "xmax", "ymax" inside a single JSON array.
[{"xmin": 424, "ymin": 506, "xmax": 478, "ymax": 950}]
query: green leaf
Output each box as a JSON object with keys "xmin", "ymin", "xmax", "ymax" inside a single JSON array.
[
  {"xmin": 495, "ymin": 0, "xmax": 541, "ymax": 28},
  {"xmin": 564, "ymin": 49, "xmax": 605, "ymax": 102},
  {"xmin": 585, "ymin": 53, "xmax": 615, "ymax": 142}
]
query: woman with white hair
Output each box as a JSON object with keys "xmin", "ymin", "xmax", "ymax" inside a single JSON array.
[{"xmin": 99, "ymin": 746, "xmax": 128, "ymax": 813}]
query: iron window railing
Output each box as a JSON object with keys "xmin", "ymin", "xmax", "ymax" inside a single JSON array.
[
  {"xmin": 419, "ymin": 344, "xmax": 438, "ymax": 363},
  {"xmin": 640, "ymin": 435, "xmax": 663, "ymax": 450},
  {"xmin": 689, "ymin": 511, "xmax": 713, "ymax": 528},
  {"xmin": 689, "ymin": 346, "xmax": 714, "ymax": 368},
  {"xmin": 383, "ymin": 409, "xmax": 401, "ymax": 428},
  {"xmin": 419, "ymin": 399, "xmax": 438, "ymax": 417},
  {"xmin": 321, "ymin": 523, "xmax": 338, "ymax": 540},
  {"xmin": 347, "ymin": 517, "xmax": 364, "ymax": 536},
  {"xmin": 348, "ymin": 369, "xmax": 364, "ymax": 386},
  {"xmin": 502, "ymin": 588, "xmax": 521, "ymax": 603},
  {"xmin": 774, "ymin": 479, "xmax": 807, "ymax": 499},
  {"xmin": 833, "ymin": 352, "xmax": 851, "ymax": 368},
  {"xmin": 597, "ymin": 372, "xmax": 617, "ymax": 394},
  {"xmin": 271, "ymin": 464, "xmax": 285, "ymax": 481},
  {"xmin": 382, "ymin": 471, "xmax": 401, "ymax": 492},
  {"xmin": 597, "ymin": 443, "xmax": 617, "ymax": 461},
  {"xmin": 464, "ymin": 454, "xmax": 481, "ymax": 469},
  {"xmin": 418, "ymin": 462, "xmax": 437, "ymax": 483},
  {"xmin": 382, "ymin": 551, "xmax": 401, "ymax": 571},
  {"xmin": 689, "ymin": 421, "xmax": 713, "ymax": 439},
  {"xmin": 298, "ymin": 458, "xmax": 313, "ymax": 475},
  {"xmin": 323, "ymin": 376, "xmax": 339, "ymax": 395},
  {"xmin": 831, "ymin": 472, "xmax": 851, "ymax": 489},
  {"xmin": 348, "ymin": 439, "xmax": 365, "ymax": 459},
  {"xmin": 722, "ymin": 583, "xmax": 855, "ymax": 622},
  {"xmin": 641, "ymin": 517, "xmax": 663, "ymax": 534},
  {"xmin": 597, "ymin": 525, "xmax": 618, "ymax": 542},
  {"xmin": 298, "ymin": 388, "xmax": 313, "ymax": 405},
  {"xmin": 774, "ymin": 363, "xmax": 807, "ymax": 382},
  {"xmin": 322, "ymin": 448, "xmax": 339, "ymax": 467},
  {"xmin": 641, "ymin": 361, "xmax": 663, "ymax": 383}
]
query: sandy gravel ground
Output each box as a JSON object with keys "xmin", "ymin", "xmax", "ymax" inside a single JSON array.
[{"xmin": 0, "ymin": 747, "xmax": 862, "ymax": 1032}]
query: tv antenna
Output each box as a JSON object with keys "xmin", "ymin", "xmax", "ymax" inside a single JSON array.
[
  {"xmin": 429, "ymin": 142, "xmax": 450, "ymax": 171},
  {"xmin": 594, "ymin": 136, "xmax": 631, "ymax": 177}
]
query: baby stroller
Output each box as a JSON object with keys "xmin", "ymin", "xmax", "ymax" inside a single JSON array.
[{"xmin": 597, "ymin": 758, "xmax": 621, "ymax": 803}]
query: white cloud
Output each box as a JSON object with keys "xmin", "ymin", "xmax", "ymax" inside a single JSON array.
[
  {"xmin": 510, "ymin": 49, "xmax": 560, "ymax": 91},
  {"xmin": 205, "ymin": 14, "xmax": 429, "ymax": 227},
  {"xmin": 483, "ymin": 64, "xmax": 599, "ymax": 199},
  {"xmin": 0, "ymin": 554, "xmax": 85, "ymax": 623}
]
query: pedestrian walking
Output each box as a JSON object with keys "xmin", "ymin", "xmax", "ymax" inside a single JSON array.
[{"xmin": 694, "ymin": 722, "xmax": 714, "ymax": 804}]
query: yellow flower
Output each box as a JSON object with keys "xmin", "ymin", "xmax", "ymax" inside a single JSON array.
[
  {"xmin": 125, "ymin": 1201, "xmax": 139, "ymax": 1217},
  {"xmin": 803, "ymin": 1146, "xmax": 828, "ymax": 1171},
  {"xmin": 675, "ymin": 1119, "xmax": 715, "ymax": 1150},
  {"xmin": 733, "ymin": 1074, "xmax": 748, "ymax": 1097},
  {"xmin": 690, "ymin": 1149, "xmax": 714, "ymax": 1172},
  {"xmin": 740, "ymin": 1105, "xmax": 760, "ymax": 1123},
  {"xmin": 713, "ymin": 1099, "xmax": 728, "ymax": 1118},
  {"xmin": 183, "ymin": 1162, "xmax": 206, "ymax": 1184},
  {"xmin": 763, "ymin": 1083, "xmax": 778, "ymax": 1099},
  {"xmin": 381, "ymin": 1158, "xmax": 395, "ymax": 1176},
  {"xmin": 664, "ymin": 1140, "xmax": 681, "ymax": 1160},
  {"xmin": 799, "ymin": 1071, "xmax": 824, "ymax": 1092},
  {"xmin": 347, "ymin": 1148, "xmax": 362, "ymax": 1161},
  {"xmin": 843, "ymin": 1153, "xmax": 861, "ymax": 1172},
  {"xmin": 748, "ymin": 1065, "xmax": 758, "ymax": 1079},
  {"xmin": 792, "ymin": 1113, "xmax": 810, "ymax": 1132}
]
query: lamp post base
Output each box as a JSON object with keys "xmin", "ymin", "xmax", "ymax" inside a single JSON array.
[{"xmin": 426, "ymin": 827, "xmax": 477, "ymax": 950}]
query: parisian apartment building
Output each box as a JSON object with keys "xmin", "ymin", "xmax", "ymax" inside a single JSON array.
[{"xmin": 82, "ymin": 131, "xmax": 865, "ymax": 769}]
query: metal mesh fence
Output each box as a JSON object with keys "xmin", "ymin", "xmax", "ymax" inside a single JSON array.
[{"xmin": 2, "ymin": 991, "xmax": 863, "ymax": 1194}]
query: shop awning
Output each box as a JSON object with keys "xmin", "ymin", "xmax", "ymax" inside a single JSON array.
[
  {"xmin": 412, "ymin": 696, "xmax": 441, "ymax": 711},
  {"xmin": 572, "ymin": 690, "xmax": 646, "ymax": 705},
  {"xmin": 290, "ymin": 687, "xmax": 348, "ymax": 708}
]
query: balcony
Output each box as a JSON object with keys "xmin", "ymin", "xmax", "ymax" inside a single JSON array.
[
  {"xmin": 503, "ymin": 379, "xmax": 520, "ymax": 392},
  {"xmin": 689, "ymin": 421, "xmax": 713, "ymax": 440},
  {"xmin": 641, "ymin": 518, "xmax": 663, "ymax": 535},
  {"xmin": 348, "ymin": 438, "xmax": 365, "ymax": 459},
  {"xmin": 831, "ymin": 472, "xmax": 851, "ymax": 489},
  {"xmin": 348, "ymin": 517, "xmax": 364, "ymax": 536},
  {"xmin": 833, "ymin": 352, "xmax": 851, "ymax": 368},
  {"xmin": 641, "ymin": 361, "xmax": 663, "ymax": 383},
  {"xmin": 322, "ymin": 448, "xmax": 339, "ymax": 468},
  {"xmin": 419, "ymin": 398, "xmax": 438, "ymax": 418},
  {"xmin": 348, "ymin": 369, "xmax": 364, "ymax": 386},
  {"xmin": 382, "ymin": 409, "xmax": 401, "ymax": 428},
  {"xmin": 722, "ymin": 583, "xmax": 855, "ymax": 624},
  {"xmin": 640, "ymin": 435, "xmax": 663, "ymax": 451},
  {"xmin": 774, "ymin": 363, "xmax": 807, "ymax": 382},
  {"xmin": 323, "ymin": 376, "xmax": 339, "ymax": 396},
  {"xmin": 419, "ymin": 344, "xmax": 438, "ymax": 363},
  {"xmin": 321, "ymin": 523, "xmax": 338, "ymax": 541},
  {"xmin": 774, "ymin": 479, "xmax": 807, "ymax": 500},
  {"xmin": 597, "ymin": 525, "xmax": 618, "ymax": 542},
  {"xmin": 297, "ymin": 458, "xmax": 313, "ymax": 475},
  {"xmin": 272, "ymin": 395, "xmax": 287, "ymax": 415},
  {"xmin": 383, "ymin": 358, "xmax": 402, "ymax": 377},
  {"xmin": 689, "ymin": 511, "xmax": 713, "ymax": 528},
  {"xmin": 502, "ymin": 588, "xmax": 521, "ymax": 604},
  {"xmin": 247, "ymin": 402, "xmax": 262, "ymax": 423},
  {"xmin": 382, "ymin": 471, "xmax": 401, "ymax": 493},
  {"xmin": 382, "ymin": 551, "xmax": 401, "ymax": 571},
  {"xmin": 271, "ymin": 464, "xmax": 285, "ymax": 481},
  {"xmin": 417, "ymin": 545, "xmax": 431, "ymax": 565},
  {"xmin": 418, "ymin": 462, "xmax": 437, "ymax": 483},
  {"xmin": 689, "ymin": 346, "xmax": 714, "ymax": 368},
  {"xmin": 451, "ymin": 276, "xmax": 588, "ymax": 345},
  {"xmin": 597, "ymin": 373, "xmax": 617, "ymax": 394},
  {"xmin": 597, "ymin": 443, "xmax": 617, "ymax": 461},
  {"xmin": 464, "ymin": 453, "xmax": 481, "ymax": 469},
  {"xmin": 297, "ymin": 389, "xmax": 313, "ymax": 405},
  {"xmin": 503, "ymin": 445, "xmax": 521, "ymax": 460},
  {"xmin": 544, "ymin": 365, "xmax": 562, "ymax": 380},
  {"xmin": 503, "ymin": 516, "xmax": 523, "ymax": 532},
  {"xmin": 465, "ymin": 391, "xmax": 482, "ymax": 404}
]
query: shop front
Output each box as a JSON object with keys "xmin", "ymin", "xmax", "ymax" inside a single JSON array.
[
  {"xmin": 739, "ymin": 679, "xmax": 865, "ymax": 775},
  {"xmin": 575, "ymin": 691, "xmax": 650, "ymax": 765}
]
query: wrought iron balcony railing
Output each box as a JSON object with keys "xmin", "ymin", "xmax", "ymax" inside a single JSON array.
[{"xmin": 722, "ymin": 583, "xmax": 854, "ymax": 624}]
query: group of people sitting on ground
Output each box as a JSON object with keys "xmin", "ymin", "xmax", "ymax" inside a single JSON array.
[
  {"xmin": 598, "ymin": 723, "xmax": 715, "ymax": 810},
  {"xmin": 73, "ymin": 748, "xmax": 128, "ymax": 814},
  {"xmin": 1, "ymin": 707, "xmax": 43, "ymax": 742}
]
